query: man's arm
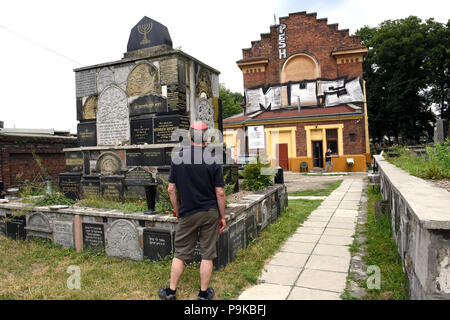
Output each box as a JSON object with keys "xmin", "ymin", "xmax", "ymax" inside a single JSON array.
[
  {"xmin": 168, "ymin": 183, "xmax": 179, "ymax": 217},
  {"xmin": 215, "ymin": 186, "xmax": 226, "ymax": 234}
]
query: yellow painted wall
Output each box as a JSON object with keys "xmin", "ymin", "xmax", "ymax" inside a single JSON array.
[{"xmin": 289, "ymin": 155, "xmax": 367, "ymax": 172}]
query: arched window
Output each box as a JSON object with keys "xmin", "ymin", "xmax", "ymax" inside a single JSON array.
[{"xmin": 281, "ymin": 53, "xmax": 320, "ymax": 83}]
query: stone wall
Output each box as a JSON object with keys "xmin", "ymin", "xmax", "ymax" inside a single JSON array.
[
  {"xmin": 373, "ymin": 155, "xmax": 450, "ymax": 299},
  {"xmin": 0, "ymin": 184, "xmax": 287, "ymax": 269}
]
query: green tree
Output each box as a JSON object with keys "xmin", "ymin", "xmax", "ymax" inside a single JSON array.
[
  {"xmin": 357, "ymin": 16, "xmax": 447, "ymax": 144},
  {"xmin": 219, "ymin": 84, "xmax": 243, "ymax": 119}
]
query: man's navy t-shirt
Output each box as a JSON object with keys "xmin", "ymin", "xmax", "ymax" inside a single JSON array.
[{"xmin": 168, "ymin": 146, "xmax": 225, "ymax": 218}]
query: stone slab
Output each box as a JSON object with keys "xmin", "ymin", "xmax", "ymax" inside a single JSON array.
[
  {"xmin": 259, "ymin": 265, "xmax": 302, "ymax": 286},
  {"xmin": 305, "ymin": 255, "xmax": 351, "ymax": 273},
  {"xmin": 289, "ymin": 233, "xmax": 321, "ymax": 243},
  {"xmin": 238, "ymin": 283, "xmax": 291, "ymax": 300},
  {"xmin": 311, "ymin": 244, "xmax": 351, "ymax": 258},
  {"xmin": 319, "ymin": 235, "xmax": 353, "ymax": 246},
  {"xmin": 302, "ymin": 221, "xmax": 328, "ymax": 228},
  {"xmin": 326, "ymin": 222, "xmax": 356, "ymax": 230},
  {"xmin": 295, "ymin": 227, "xmax": 324, "ymax": 235},
  {"xmin": 295, "ymin": 269, "xmax": 347, "ymax": 293},
  {"xmin": 281, "ymin": 241, "xmax": 316, "ymax": 255},
  {"xmin": 268, "ymin": 252, "xmax": 309, "ymax": 268},
  {"xmin": 288, "ymin": 287, "xmax": 341, "ymax": 300}
]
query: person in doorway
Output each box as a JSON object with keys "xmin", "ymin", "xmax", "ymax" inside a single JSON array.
[
  {"xmin": 158, "ymin": 121, "xmax": 226, "ymax": 300},
  {"xmin": 324, "ymin": 148, "xmax": 337, "ymax": 172}
]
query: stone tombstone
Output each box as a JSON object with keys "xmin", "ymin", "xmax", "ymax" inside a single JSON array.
[
  {"xmin": 143, "ymin": 228, "xmax": 173, "ymax": 261},
  {"xmin": 245, "ymin": 213, "xmax": 257, "ymax": 245},
  {"xmin": 100, "ymin": 176, "xmax": 124, "ymax": 201},
  {"xmin": 130, "ymin": 118, "xmax": 153, "ymax": 145},
  {"xmin": 59, "ymin": 173, "xmax": 82, "ymax": 200},
  {"xmin": 259, "ymin": 199, "xmax": 270, "ymax": 230},
  {"xmin": 229, "ymin": 217, "xmax": 245, "ymax": 261},
  {"xmin": 82, "ymin": 223, "xmax": 105, "ymax": 252},
  {"xmin": 127, "ymin": 16, "xmax": 173, "ymax": 52},
  {"xmin": 166, "ymin": 83, "xmax": 187, "ymax": 112},
  {"xmin": 53, "ymin": 221, "xmax": 74, "ymax": 248},
  {"xmin": 6, "ymin": 214, "xmax": 26, "ymax": 240},
  {"xmin": 97, "ymin": 67, "xmax": 114, "ymax": 93},
  {"xmin": 196, "ymin": 68, "xmax": 213, "ymax": 98},
  {"xmin": 153, "ymin": 115, "xmax": 190, "ymax": 144},
  {"xmin": 124, "ymin": 167, "xmax": 154, "ymax": 186},
  {"xmin": 97, "ymin": 85, "xmax": 129, "ymax": 146},
  {"xmin": 96, "ymin": 152, "xmax": 123, "ymax": 175},
  {"xmin": 142, "ymin": 148, "xmax": 165, "ymax": 166},
  {"xmin": 434, "ymin": 119, "xmax": 448, "ymax": 143},
  {"xmin": 129, "ymin": 94, "xmax": 167, "ymax": 116},
  {"xmin": 195, "ymin": 98, "xmax": 215, "ymax": 129},
  {"xmin": 126, "ymin": 63, "xmax": 161, "ymax": 97},
  {"xmin": 75, "ymin": 69, "xmax": 96, "ymax": 98},
  {"xmin": 65, "ymin": 151, "xmax": 84, "ymax": 172},
  {"xmin": 0, "ymin": 216, "xmax": 6, "ymax": 235},
  {"xmin": 106, "ymin": 219, "xmax": 142, "ymax": 261},
  {"xmin": 126, "ymin": 149, "xmax": 143, "ymax": 166},
  {"xmin": 81, "ymin": 96, "xmax": 98, "ymax": 121},
  {"xmin": 81, "ymin": 177, "xmax": 101, "ymax": 198},
  {"xmin": 77, "ymin": 121, "xmax": 97, "ymax": 147},
  {"xmin": 25, "ymin": 212, "xmax": 52, "ymax": 241},
  {"xmin": 213, "ymin": 229, "xmax": 229, "ymax": 270}
]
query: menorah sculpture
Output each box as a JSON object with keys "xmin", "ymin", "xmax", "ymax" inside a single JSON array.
[{"xmin": 138, "ymin": 23, "xmax": 152, "ymax": 45}]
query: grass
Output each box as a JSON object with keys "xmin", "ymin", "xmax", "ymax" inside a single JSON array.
[
  {"xmin": 289, "ymin": 180, "xmax": 343, "ymax": 196},
  {"xmin": 0, "ymin": 199, "xmax": 321, "ymax": 300},
  {"xmin": 349, "ymin": 185, "xmax": 408, "ymax": 300}
]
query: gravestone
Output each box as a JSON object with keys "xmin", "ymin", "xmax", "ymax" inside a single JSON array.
[
  {"xmin": 25, "ymin": 212, "xmax": 52, "ymax": 241},
  {"xmin": 143, "ymin": 228, "xmax": 173, "ymax": 261},
  {"xmin": 127, "ymin": 16, "xmax": 173, "ymax": 52},
  {"xmin": 97, "ymin": 67, "xmax": 114, "ymax": 93},
  {"xmin": 82, "ymin": 223, "xmax": 105, "ymax": 251},
  {"xmin": 65, "ymin": 152, "xmax": 84, "ymax": 172},
  {"xmin": 75, "ymin": 69, "xmax": 96, "ymax": 97},
  {"xmin": 126, "ymin": 149, "xmax": 143, "ymax": 166},
  {"xmin": 59, "ymin": 173, "xmax": 82, "ymax": 200},
  {"xmin": 129, "ymin": 94, "xmax": 167, "ymax": 116},
  {"xmin": 81, "ymin": 177, "xmax": 101, "ymax": 198},
  {"xmin": 259, "ymin": 199, "xmax": 271, "ymax": 230},
  {"xmin": 124, "ymin": 167, "xmax": 154, "ymax": 186},
  {"xmin": 53, "ymin": 221, "xmax": 74, "ymax": 248},
  {"xmin": 166, "ymin": 83, "xmax": 187, "ymax": 112},
  {"xmin": 245, "ymin": 213, "xmax": 257, "ymax": 245},
  {"xmin": 228, "ymin": 218, "xmax": 245, "ymax": 260},
  {"xmin": 100, "ymin": 176, "xmax": 124, "ymax": 201},
  {"xmin": 142, "ymin": 148, "xmax": 165, "ymax": 166},
  {"xmin": 0, "ymin": 216, "xmax": 6, "ymax": 235},
  {"xmin": 77, "ymin": 122, "xmax": 97, "ymax": 147},
  {"xmin": 153, "ymin": 115, "xmax": 190, "ymax": 144},
  {"xmin": 213, "ymin": 229, "xmax": 229, "ymax": 270},
  {"xmin": 130, "ymin": 118, "xmax": 153, "ymax": 145},
  {"xmin": 96, "ymin": 85, "xmax": 130, "ymax": 146},
  {"xmin": 106, "ymin": 220, "xmax": 142, "ymax": 261},
  {"xmin": 6, "ymin": 214, "xmax": 26, "ymax": 240}
]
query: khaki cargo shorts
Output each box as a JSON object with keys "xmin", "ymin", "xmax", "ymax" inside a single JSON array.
[{"xmin": 174, "ymin": 208, "xmax": 219, "ymax": 261}]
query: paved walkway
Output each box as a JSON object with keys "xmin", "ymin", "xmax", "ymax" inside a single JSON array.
[{"xmin": 238, "ymin": 177, "xmax": 365, "ymax": 300}]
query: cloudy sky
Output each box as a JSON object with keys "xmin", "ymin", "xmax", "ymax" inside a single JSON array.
[{"xmin": 0, "ymin": 0, "xmax": 448, "ymax": 133}]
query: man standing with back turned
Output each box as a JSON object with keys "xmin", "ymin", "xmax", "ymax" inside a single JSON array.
[{"xmin": 158, "ymin": 121, "xmax": 226, "ymax": 300}]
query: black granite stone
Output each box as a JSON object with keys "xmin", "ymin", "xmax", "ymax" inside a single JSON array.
[
  {"xmin": 76, "ymin": 98, "xmax": 83, "ymax": 121},
  {"xmin": 82, "ymin": 223, "xmax": 105, "ymax": 252},
  {"xmin": 141, "ymin": 148, "xmax": 165, "ymax": 166},
  {"xmin": 153, "ymin": 115, "xmax": 190, "ymax": 144},
  {"xmin": 129, "ymin": 94, "xmax": 167, "ymax": 116},
  {"xmin": 0, "ymin": 217, "xmax": 5, "ymax": 235},
  {"xmin": 130, "ymin": 118, "xmax": 153, "ymax": 145},
  {"xmin": 65, "ymin": 152, "xmax": 83, "ymax": 173},
  {"xmin": 81, "ymin": 177, "xmax": 100, "ymax": 198},
  {"xmin": 143, "ymin": 228, "xmax": 173, "ymax": 261},
  {"xmin": 229, "ymin": 219, "xmax": 245, "ymax": 260},
  {"xmin": 5, "ymin": 214, "xmax": 26, "ymax": 240},
  {"xmin": 127, "ymin": 16, "xmax": 172, "ymax": 52},
  {"xmin": 59, "ymin": 173, "xmax": 82, "ymax": 200},
  {"xmin": 124, "ymin": 167, "xmax": 154, "ymax": 186},
  {"xmin": 77, "ymin": 122, "xmax": 97, "ymax": 147},
  {"xmin": 164, "ymin": 147, "xmax": 173, "ymax": 165},
  {"xmin": 100, "ymin": 176, "xmax": 124, "ymax": 201},
  {"xmin": 213, "ymin": 229, "xmax": 229, "ymax": 270},
  {"xmin": 166, "ymin": 83, "xmax": 187, "ymax": 113},
  {"xmin": 126, "ymin": 149, "xmax": 143, "ymax": 166},
  {"xmin": 245, "ymin": 214, "xmax": 257, "ymax": 245}
]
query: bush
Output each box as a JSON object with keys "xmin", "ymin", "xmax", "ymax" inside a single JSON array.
[{"xmin": 239, "ymin": 157, "xmax": 275, "ymax": 191}]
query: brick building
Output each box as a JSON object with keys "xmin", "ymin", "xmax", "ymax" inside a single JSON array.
[
  {"xmin": 223, "ymin": 11, "xmax": 370, "ymax": 172},
  {"xmin": 0, "ymin": 123, "xmax": 77, "ymax": 189}
]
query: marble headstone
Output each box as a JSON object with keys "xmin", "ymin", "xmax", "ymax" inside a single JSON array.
[
  {"xmin": 53, "ymin": 221, "xmax": 74, "ymax": 248},
  {"xmin": 106, "ymin": 220, "xmax": 142, "ymax": 261}
]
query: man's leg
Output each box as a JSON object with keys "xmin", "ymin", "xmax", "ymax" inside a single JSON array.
[
  {"xmin": 170, "ymin": 257, "xmax": 185, "ymax": 290},
  {"xmin": 199, "ymin": 259, "xmax": 213, "ymax": 291}
]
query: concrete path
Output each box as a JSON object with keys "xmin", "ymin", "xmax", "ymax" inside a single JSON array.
[{"xmin": 238, "ymin": 177, "xmax": 365, "ymax": 300}]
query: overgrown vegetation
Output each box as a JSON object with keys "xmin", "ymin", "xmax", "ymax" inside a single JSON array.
[
  {"xmin": 0, "ymin": 199, "xmax": 321, "ymax": 300},
  {"xmin": 385, "ymin": 140, "xmax": 450, "ymax": 179},
  {"xmin": 289, "ymin": 180, "xmax": 343, "ymax": 196},
  {"xmin": 239, "ymin": 157, "xmax": 275, "ymax": 191}
]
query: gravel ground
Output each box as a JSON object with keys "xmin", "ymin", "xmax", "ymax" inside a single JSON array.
[{"xmin": 425, "ymin": 178, "xmax": 450, "ymax": 192}]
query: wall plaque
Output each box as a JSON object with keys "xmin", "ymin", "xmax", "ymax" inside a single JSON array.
[
  {"xmin": 195, "ymin": 98, "xmax": 215, "ymax": 128},
  {"xmin": 82, "ymin": 223, "xmax": 105, "ymax": 251},
  {"xmin": 143, "ymin": 228, "xmax": 173, "ymax": 261},
  {"xmin": 81, "ymin": 177, "xmax": 101, "ymax": 198},
  {"xmin": 153, "ymin": 115, "xmax": 189, "ymax": 144},
  {"xmin": 106, "ymin": 220, "xmax": 142, "ymax": 261},
  {"xmin": 97, "ymin": 67, "xmax": 114, "ymax": 93},
  {"xmin": 126, "ymin": 149, "xmax": 143, "ymax": 166},
  {"xmin": 126, "ymin": 63, "xmax": 161, "ymax": 97},
  {"xmin": 59, "ymin": 173, "xmax": 82, "ymax": 200},
  {"xmin": 229, "ymin": 218, "xmax": 245, "ymax": 260},
  {"xmin": 77, "ymin": 122, "xmax": 97, "ymax": 147},
  {"xmin": 141, "ymin": 148, "xmax": 164, "ymax": 166},
  {"xmin": 0, "ymin": 217, "xmax": 5, "ymax": 235},
  {"xmin": 130, "ymin": 118, "xmax": 153, "ymax": 145},
  {"xmin": 66, "ymin": 152, "xmax": 83, "ymax": 172},
  {"xmin": 6, "ymin": 214, "xmax": 26, "ymax": 240},
  {"xmin": 129, "ymin": 94, "xmax": 167, "ymax": 116},
  {"xmin": 82, "ymin": 96, "xmax": 98, "ymax": 121},
  {"xmin": 245, "ymin": 213, "xmax": 257, "ymax": 245},
  {"xmin": 213, "ymin": 229, "xmax": 229, "ymax": 270},
  {"xmin": 53, "ymin": 221, "xmax": 74, "ymax": 248},
  {"xmin": 124, "ymin": 167, "xmax": 154, "ymax": 186},
  {"xmin": 75, "ymin": 69, "xmax": 96, "ymax": 98},
  {"xmin": 166, "ymin": 83, "xmax": 186, "ymax": 112},
  {"xmin": 100, "ymin": 177, "xmax": 124, "ymax": 201}
]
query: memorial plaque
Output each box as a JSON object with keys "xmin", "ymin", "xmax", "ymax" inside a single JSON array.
[
  {"xmin": 153, "ymin": 115, "xmax": 189, "ymax": 144},
  {"xmin": 127, "ymin": 16, "xmax": 173, "ymax": 52},
  {"xmin": 77, "ymin": 122, "xmax": 97, "ymax": 147},
  {"xmin": 245, "ymin": 213, "xmax": 257, "ymax": 245},
  {"xmin": 81, "ymin": 177, "xmax": 100, "ymax": 198},
  {"xmin": 59, "ymin": 173, "xmax": 81, "ymax": 200},
  {"xmin": 82, "ymin": 96, "xmax": 98, "ymax": 121},
  {"xmin": 229, "ymin": 218, "xmax": 245, "ymax": 261},
  {"xmin": 142, "ymin": 148, "xmax": 165, "ymax": 166},
  {"xmin": 106, "ymin": 219, "xmax": 142, "ymax": 261},
  {"xmin": 124, "ymin": 167, "xmax": 154, "ymax": 186},
  {"xmin": 130, "ymin": 118, "xmax": 153, "ymax": 145},
  {"xmin": 129, "ymin": 94, "xmax": 167, "ymax": 116},
  {"xmin": 96, "ymin": 152, "xmax": 123, "ymax": 175},
  {"xmin": 164, "ymin": 147, "xmax": 173, "ymax": 165},
  {"xmin": 6, "ymin": 214, "xmax": 26, "ymax": 240},
  {"xmin": 76, "ymin": 98, "xmax": 83, "ymax": 121},
  {"xmin": 177, "ymin": 59, "xmax": 186, "ymax": 85},
  {"xmin": 75, "ymin": 69, "xmax": 96, "ymax": 97},
  {"xmin": 26, "ymin": 212, "xmax": 52, "ymax": 241},
  {"xmin": 166, "ymin": 83, "xmax": 187, "ymax": 112},
  {"xmin": 82, "ymin": 223, "xmax": 105, "ymax": 251},
  {"xmin": 126, "ymin": 149, "xmax": 143, "ymax": 166},
  {"xmin": 53, "ymin": 221, "xmax": 74, "ymax": 248},
  {"xmin": 213, "ymin": 229, "xmax": 229, "ymax": 270},
  {"xmin": 143, "ymin": 228, "xmax": 173, "ymax": 261},
  {"xmin": 195, "ymin": 98, "xmax": 215, "ymax": 129},
  {"xmin": 97, "ymin": 85, "xmax": 130, "ymax": 146},
  {"xmin": 126, "ymin": 63, "xmax": 161, "ymax": 97},
  {"xmin": 97, "ymin": 67, "xmax": 114, "ymax": 93},
  {"xmin": 66, "ymin": 152, "xmax": 83, "ymax": 172},
  {"xmin": 0, "ymin": 217, "xmax": 6, "ymax": 236},
  {"xmin": 100, "ymin": 177, "xmax": 124, "ymax": 201}
]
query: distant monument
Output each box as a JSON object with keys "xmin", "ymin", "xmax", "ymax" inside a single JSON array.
[{"xmin": 60, "ymin": 16, "xmax": 236, "ymax": 209}]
